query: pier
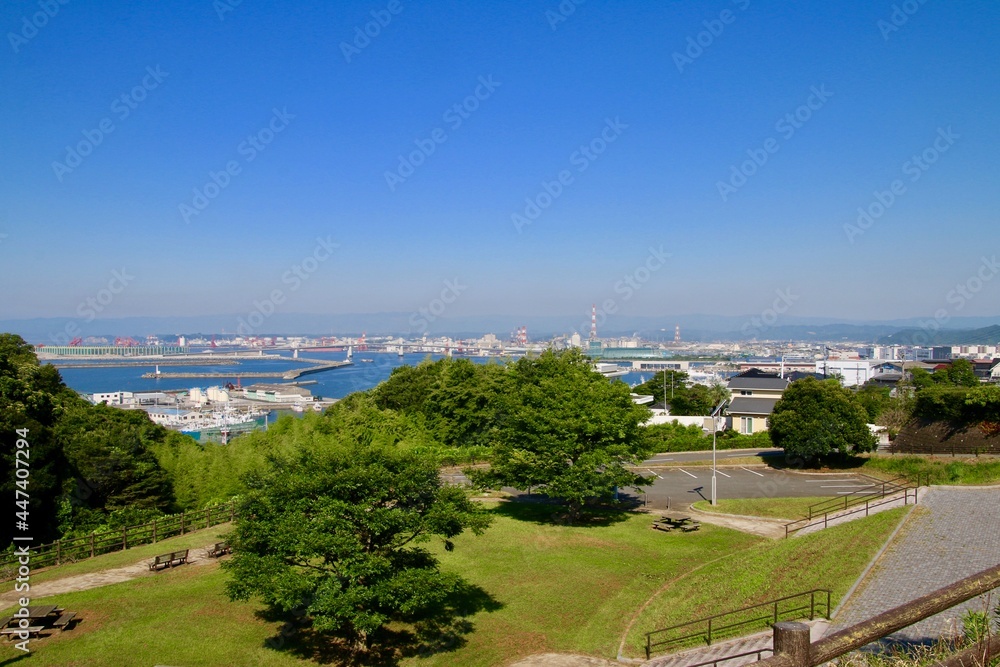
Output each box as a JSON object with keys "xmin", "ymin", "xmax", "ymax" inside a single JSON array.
[{"xmin": 141, "ymin": 360, "xmax": 352, "ymax": 380}]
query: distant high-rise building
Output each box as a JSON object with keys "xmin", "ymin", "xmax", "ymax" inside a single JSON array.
[{"xmin": 674, "ymin": 325, "xmax": 681, "ymax": 343}]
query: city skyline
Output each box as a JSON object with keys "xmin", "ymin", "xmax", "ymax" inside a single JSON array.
[{"xmin": 2, "ymin": 1, "xmax": 999, "ymax": 327}]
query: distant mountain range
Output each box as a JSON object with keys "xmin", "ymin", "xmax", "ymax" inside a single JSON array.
[
  {"xmin": 874, "ymin": 324, "xmax": 1000, "ymax": 347},
  {"xmin": 3, "ymin": 313, "xmax": 998, "ymax": 346}
]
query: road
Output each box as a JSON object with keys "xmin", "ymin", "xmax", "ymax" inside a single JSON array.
[{"xmin": 448, "ymin": 448, "xmax": 880, "ymax": 509}]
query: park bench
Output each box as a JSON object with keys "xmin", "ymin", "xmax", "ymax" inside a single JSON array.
[
  {"xmin": 207, "ymin": 541, "xmax": 231, "ymax": 558},
  {"xmin": 681, "ymin": 522, "xmax": 701, "ymax": 532},
  {"xmin": 149, "ymin": 549, "xmax": 189, "ymax": 571},
  {"xmin": 52, "ymin": 612, "xmax": 77, "ymax": 631},
  {"xmin": 1, "ymin": 626, "xmax": 45, "ymax": 640}
]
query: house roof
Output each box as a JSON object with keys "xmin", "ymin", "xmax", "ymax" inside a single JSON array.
[
  {"xmin": 727, "ymin": 397, "xmax": 779, "ymax": 416},
  {"xmin": 728, "ymin": 376, "xmax": 789, "ymax": 390}
]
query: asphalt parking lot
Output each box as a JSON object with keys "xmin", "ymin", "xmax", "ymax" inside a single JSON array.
[{"xmin": 630, "ymin": 449, "xmax": 878, "ymax": 509}]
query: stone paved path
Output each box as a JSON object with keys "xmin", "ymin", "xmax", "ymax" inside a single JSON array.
[
  {"xmin": 0, "ymin": 543, "xmax": 220, "ymax": 605},
  {"xmin": 830, "ymin": 486, "xmax": 1000, "ymax": 642}
]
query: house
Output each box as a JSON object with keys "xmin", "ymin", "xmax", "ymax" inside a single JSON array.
[{"xmin": 725, "ymin": 369, "xmax": 789, "ymax": 434}]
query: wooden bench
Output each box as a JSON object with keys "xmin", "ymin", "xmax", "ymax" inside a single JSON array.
[
  {"xmin": 681, "ymin": 522, "xmax": 701, "ymax": 532},
  {"xmin": 207, "ymin": 541, "xmax": 231, "ymax": 558},
  {"xmin": 52, "ymin": 612, "xmax": 77, "ymax": 631},
  {"xmin": 149, "ymin": 549, "xmax": 189, "ymax": 571},
  {"xmin": 1, "ymin": 626, "xmax": 45, "ymax": 640}
]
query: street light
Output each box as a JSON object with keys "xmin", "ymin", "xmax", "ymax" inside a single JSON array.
[{"xmin": 711, "ymin": 415, "xmax": 718, "ymax": 506}]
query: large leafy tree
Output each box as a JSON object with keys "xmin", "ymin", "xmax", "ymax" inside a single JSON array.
[
  {"xmin": 223, "ymin": 442, "xmax": 491, "ymax": 653},
  {"xmin": 769, "ymin": 377, "xmax": 877, "ymax": 461},
  {"xmin": 370, "ymin": 358, "xmax": 504, "ymax": 449},
  {"xmin": 470, "ymin": 349, "xmax": 653, "ymax": 519}
]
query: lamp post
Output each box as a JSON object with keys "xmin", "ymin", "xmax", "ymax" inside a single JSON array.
[{"xmin": 711, "ymin": 416, "xmax": 718, "ymax": 506}]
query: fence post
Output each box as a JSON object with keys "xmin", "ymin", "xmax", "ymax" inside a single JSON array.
[
  {"xmin": 708, "ymin": 618, "xmax": 713, "ymax": 645},
  {"xmin": 866, "ymin": 499, "xmax": 869, "ymax": 516},
  {"xmin": 810, "ymin": 591, "xmax": 815, "ymax": 620},
  {"xmin": 774, "ymin": 601, "xmax": 779, "ymax": 625},
  {"xmin": 56, "ymin": 539, "xmax": 61, "ymax": 565},
  {"xmin": 90, "ymin": 533, "xmax": 95, "ymax": 558},
  {"xmin": 123, "ymin": 526, "xmax": 127, "ymax": 550},
  {"xmin": 207, "ymin": 506, "xmax": 212, "ymax": 529},
  {"xmin": 826, "ymin": 590, "xmax": 831, "ymax": 618},
  {"xmin": 181, "ymin": 511, "xmax": 186, "ymax": 535},
  {"xmin": 773, "ymin": 622, "xmax": 811, "ymax": 667},
  {"xmin": 153, "ymin": 519, "xmax": 157, "ymax": 543}
]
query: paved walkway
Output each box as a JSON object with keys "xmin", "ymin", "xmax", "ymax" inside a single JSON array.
[
  {"xmin": 0, "ymin": 543, "xmax": 221, "ymax": 605},
  {"xmin": 830, "ymin": 486, "xmax": 1000, "ymax": 643}
]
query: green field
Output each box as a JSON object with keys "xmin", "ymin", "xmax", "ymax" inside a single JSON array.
[
  {"xmin": 858, "ymin": 455, "xmax": 1000, "ymax": 486},
  {"xmin": 622, "ymin": 508, "xmax": 909, "ymax": 658},
  {"xmin": 691, "ymin": 497, "xmax": 835, "ymax": 520},
  {"xmin": 0, "ymin": 503, "xmax": 908, "ymax": 667}
]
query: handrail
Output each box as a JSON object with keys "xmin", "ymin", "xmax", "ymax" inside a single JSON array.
[
  {"xmin": 757, "ymin": 563, "xmax": 1000, "ymax": 667},
  {"xmin": 645, "ymin": 589, "xmax": 831, "ymax": 658},
  {"xmin": 784, "ymin": 474, "xmax": 926, "ymax": 538},
  {"xmin": 805, "ymin": 475, "xmax": 911, "ymax": 519}
]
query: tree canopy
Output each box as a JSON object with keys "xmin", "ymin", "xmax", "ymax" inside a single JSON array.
[
  {"xmin": 632, "ymin": 370, "xmax": 729, "ymax": 415},
  {"xmin": 769, "ymin": 377, "xmax": 877, "ymax": 460},
  {"xmin": 468, "ymin": 349, "xmax": 653, "ymax": 519},
  {"xmin": 223, "ymin": 439, "xmax": 491, "ymax": 654},
  {"xmin": 0, "ymin": 333, "xmax": 178, "ymax": 546}
]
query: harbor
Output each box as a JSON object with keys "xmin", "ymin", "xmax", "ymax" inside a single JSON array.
[{"xmin": 140, "ymin": 359, "xmax": 353, "ymax": 380}]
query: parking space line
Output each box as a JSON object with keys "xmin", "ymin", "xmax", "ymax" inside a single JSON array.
[
  {"xmin": 715, "ymin": 470, "xmax": 732, "ymax": 478},
  {"xmin": 740, "ymin": 467, "xmax": 765, "ymax": 477},
  {"xmin": 646, "ymin": 469, "xmax": 663, "ymax": 479},
  {"xmin": 678, "ymin": 468, "xmax": 697, "ymax": 478}
]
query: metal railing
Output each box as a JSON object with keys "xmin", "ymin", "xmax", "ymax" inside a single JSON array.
[
  {"xmin": 784, "ymin": 474, "xmax": 927, "ymax": 538},
  {"xmin": 0, "ymin": 502, "xmax": 236, "ymax": 580},
  {"xmin": 645, "ymin": 589, "xmax": 832, "ymax": 659}
]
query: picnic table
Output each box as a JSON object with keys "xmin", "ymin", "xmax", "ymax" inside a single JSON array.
[
  {"xmin": 1, "ymin": 605, "xmax": 78, "ymax": 640},
  {"xmin": 652, "ymin": 515, "xmax": 701, "ymax": 532}
]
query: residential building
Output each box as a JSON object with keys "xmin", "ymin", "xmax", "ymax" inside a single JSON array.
[{"xmin": 725, "ymin": 369, "xmax": 789, "ymax": 434}]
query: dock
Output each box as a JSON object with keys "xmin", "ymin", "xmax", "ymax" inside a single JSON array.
[{"xmin": 140, "ymin": 360, "xmax": 352, "ymax": 381}]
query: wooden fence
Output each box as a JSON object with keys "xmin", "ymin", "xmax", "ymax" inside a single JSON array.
[{"xmin": 0, "ymin": 502, "xmax": 236, "ymax": 581}]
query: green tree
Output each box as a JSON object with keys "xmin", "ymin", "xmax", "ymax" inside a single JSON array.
[
  {"xmin": 223, "ymin": 442, "xmax": 491, "ymax": 654},
  {"xmin": 855, "ymin": 384, "xmax": 892, "ymax": 422},
  {"xmin": 769, "ymin": 377, "xmax": 877, "ymax": 461},
  {"xmin": 0, "ymin": 334, "xmax": 66, "ymax": 546},
  {"xmin": 470, "ymin": 349, "xmax": 653, "ymax": 520},
  {"xmin": 932, "ymin": 359, "xmax": 980, "ymax": 387}
]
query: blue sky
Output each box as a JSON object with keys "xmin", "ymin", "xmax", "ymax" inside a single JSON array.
[{"xmin": 1, "ymin": 0, "xmax": 998, "ymax": 329}]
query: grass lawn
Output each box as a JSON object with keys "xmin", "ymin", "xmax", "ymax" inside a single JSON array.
[
  {"xmin": 622, "ymin": 507, "xmax": 909, "ymax": 658},
  {"xmin": 0, "ymin": 563, "xmax": 301, "ymax": 667},
  {"xmin": 859, "ymin": 455, "xmax": 1000, "ymax": 485},
  {"xmin": 0, "ymin": 503, "xmax": 908, "ymax": 667},
  {"xmin": 691, "ymin": 497, "xmax": 835, "ymax": 520},
  {"xmin": 759, "ymin": 453, "xmax": 1000, "ymax": 486}
]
